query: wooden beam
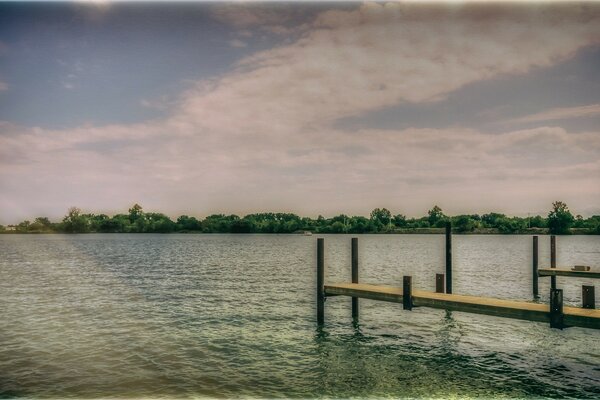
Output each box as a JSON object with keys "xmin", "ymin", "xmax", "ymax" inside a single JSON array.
[
  {"xmin": 445, "ymin": 222, "xmax": 452, "ymax": 294},
  {"xmin": 538, "ymin": 268, "xmax": 600, "ymax": 279},
  {"xmin": 317, "ymin": 238, "xmax": 325, "ymax": 325},
  {"xmin": 403, "ymin": 276, "xmax": 412, "ymax": 310},
  {"xmin": 324, "ymin": 282, "xmax": 600, "ymax": 330},
  {"xmin": 582, "ymin": 286, "xmax": 595, "ymax": 309},
  {"xmin": 550, "ymin": 288, "xmax": 564, "ymax": 329},
  {"xmin": 351, "ymin": 237, "xmax": 359, "ymax": 320},
  {"xmin": 533, "ymin": 236, "xmax": 539, "ymax": 298},
  {"xmin": 436, "ymin": 273, "xmax": 445, "ymax": 294},
  {"xmin": 551, "ymin": 235, "xmax": 557, "ymax": 289}
]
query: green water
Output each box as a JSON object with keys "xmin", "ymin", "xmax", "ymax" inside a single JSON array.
[{"xmin": 0, "ymin": 234, "xmax": 599, "ymax": 398}]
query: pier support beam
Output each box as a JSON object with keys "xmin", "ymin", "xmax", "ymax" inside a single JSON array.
[
  {"xmin": 317, "ymin": 238, "xmax": 325, "ymax": 326},
  {"xmin": 403, "ymin": 276, "xmax": 413, "ymax": 310},
  {"xmin": 436, "ymin": 274, "xmax": 445, "ymax": 293},
  {"xmin": 351, "ymin": 237, "xmax": 359, "ymax": 320},
  {"xmin": 551, "ymin": 235, "xmax": 557, "ymax": 290},
  {"xmin": 445, "ymin": 222, "xmax": 453, "ymax": 294},
  {"xmin": 550, "ymin": 288, "xmax": 564, "ymax": 329},
  {"xmin": 583, "ymin": 286, "xmax": 595, "ymax": 309},
  {"xmin": 533, "ymin": 236, "xmax": 539, "ymax": 298}
]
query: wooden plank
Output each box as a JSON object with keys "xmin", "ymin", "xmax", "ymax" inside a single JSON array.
[
  {"xmin": 538, "ymin": 268, "xmax": 600, "ymax": 279},
  {"xmin": 324, "ymin": 282, "xmax": 600, "ymax": 330},
  {"xmin": 551, "ymin": 235, "xmax": 557, "ymax": 289},
  {"xmin": 532, "ymin": 236, "xmax": 539, "ymax": 298},
  {"xmin": 445, "ymin": 222, "xmax": 452, "ymax": 294},
  {"xmin": 351, "ymin": 237, "xmax": 359, "ymax": 320},
  {"xmin": 317, "ymin": 238, "xmax": 324, "ymax": 325}
]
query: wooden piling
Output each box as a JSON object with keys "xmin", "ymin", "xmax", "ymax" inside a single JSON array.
[
  {"xmin": 533, "ymin": 236, "xmax": 539, "ymax": 298},
  {"xmin": 351, "ymin": 237, "xmax": 359, "ymax": 320},
  {"xmin": 445, "ymin": 222, "xmax": 453, "ymax": 294},
  {"xmin": 550, "ymin": 288, "xmax": 564, "ymax": 329},
  {"xmin": 317, "ymin": 238, "xmax": 325, "ymax": 325},
  {"xmin": 403, "ymin": 276, "xmax": 412, "ymax": 310},
  {"xmin": 551, "ymin": 235, "xmax": 557, "ymax": 289},
  {"xmin": 582, "ymin": 286, "xmax": 595, "ymax": 309},
  {"xmin": 436, "ymin": 274, "xmax": 445, "ymax": 293}
]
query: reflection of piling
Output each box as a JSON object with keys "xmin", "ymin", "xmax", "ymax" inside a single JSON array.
[
  {"xmin": 351, "ymin": 237, "xmax": 359, "ymax": 320},
  {"xmin": 533, "ymin": 236, "xmax": 539, "ymax": 298},
  {"xmin": 317, "ymin": 238, "xmax": 324, "ymax": 326},
  {"xmin": 445, "ymin": 222, "xmax": 452, "ymax": 294}
]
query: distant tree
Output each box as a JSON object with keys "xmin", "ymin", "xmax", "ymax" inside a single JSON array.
[
  {"xmin": 177, "ymin": 215, "xmax": 203, "ymax": 231},
  {"xmin": 529, "ymin": 215, "xmax": 547, "ymax": 228},
  {"xmin": 428, "ymin": 205, "xmax": 446, "ymax": 227},
  {"xmin": 547, "ymin": 201, "xmax": 574, "ymax": 235},
  {"xmin": 370, "ymin": 208, "xmax": 392, "ymax": 224},
  {"xmin": 573, "ymin": 214, "xmax": 585, "ymax": 228},
  {"xmin": 28, "ymin": 217, "xmax": 53, "ymax": 232},
  {"xmin": 128, "ymin": 204, "xmax": 144, "ymax": 223},
  {"xmin": 62, "ymin": 207, "xmax": 90, "ymax": 233},
  {"xmin": 453, "ymin": 215, "xmax": 476, "ymax": 232},
  {"xmin": 393, "ymin": 214, "xmax": 407, "ymax": 228}
]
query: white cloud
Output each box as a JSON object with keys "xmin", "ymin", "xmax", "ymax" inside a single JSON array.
[
  {"xmin": 228, "ymin": 39, "xmax": 247, "ymax": 48},
  {"xmin": 2, "ymin": 2, "xmax": 600, "ymax": 222},
  {"xmin": 506, "ymin": 104, "xmax": 600, "ymax": 124}
]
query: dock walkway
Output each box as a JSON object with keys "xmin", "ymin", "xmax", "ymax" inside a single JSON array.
[
  {"xmin": 325, "ymin": 282, "xmax": 600, "ymax": 330},
  {"xmin": 316, "ymin": 229, "xmax": 599, "ymax": 330}
]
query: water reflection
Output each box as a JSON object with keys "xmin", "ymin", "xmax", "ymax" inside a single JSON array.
[{"xmin": 1, "ymin": 234, "xmax": 599, "ymax": 398}]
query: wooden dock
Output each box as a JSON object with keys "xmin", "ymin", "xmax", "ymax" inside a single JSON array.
[
  {"xmin": 324, "ymin": 282, "xmax": 600, "ymax": 330},
  {"xmin": 538, "ymin": 268, "xmax": 600, "ymax": 279},
  {"xmin": 316, "ymin": 228, "xmax": 599, "ymax": 330}
]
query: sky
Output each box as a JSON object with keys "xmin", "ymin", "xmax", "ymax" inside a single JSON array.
[{"xmin": 1, "ymin": 1, "xmax": 600, "ymax": 224}]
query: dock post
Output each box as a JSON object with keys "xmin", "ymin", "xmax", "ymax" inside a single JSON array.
[
  {"xmin": 582, "ymin": 286, "xmax": 595, "ymax": 309},
  {"xmin": 351, "ymin": 237, "xmax": 359, "ymax": 320},
  {"xmin": 549, "ymin": 288, "xmax": 564, "ymax": 329},
  {"xmin": 550, "ymin": 235, "xmax": 557, "ymax": 289},
  {"xmin": 533, "ymin": 236, "xmax": 539, "ymax": 298},
  {"xmin": 436, "ymin": 274, "xmax": 445, "ymax": 293},
  {"xmin": 317, "ymin": 238, "xmax": 325, "ymax": 326},
  {"xmin": 403, "ymin": 276, "xmax": 413, "ymax": 310},
  {"xmin": 445, "ymin": 222, "xmax": 452, "ymax": 294}
]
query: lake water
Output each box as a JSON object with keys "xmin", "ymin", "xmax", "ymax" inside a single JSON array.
[{"xmin": 0, "ymin": 234, "xmax": 599, "ymax": 398}]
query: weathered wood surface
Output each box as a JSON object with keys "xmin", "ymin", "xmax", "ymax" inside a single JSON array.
[
  {"xmin": 538, "ymin": 268, "xmax": 600, "ymax": 279},
  {"xmin": 324, "ymin": 282, "xmax": 600, "ymax": 330}
]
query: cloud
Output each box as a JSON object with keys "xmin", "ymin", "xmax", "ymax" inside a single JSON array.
[
  {"xmin": 211, "ymin": 3, "xmax": 311, "ymax": 36},
  {"xmin": 2, "ymin": 2, "xmax": 600, "ymax": 221},
  {"xmin": 228, "ymin": 39, "xmax": 247, "ymax": 48},
  {"xmin": 180, "ymin": 2, "xmax": 600, "ymax": 137},
  {"xmin": 506, "ymin": 104, "xmax": 600, "ymax": 124},
  {"xmin": 0, "ymin": 81, "xmax": 8, "ymax": 91}
]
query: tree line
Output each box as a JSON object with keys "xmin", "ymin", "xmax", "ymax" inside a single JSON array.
[{"xmin": 1, "ymin": 201, "xmax": 598, "ymax": 235}]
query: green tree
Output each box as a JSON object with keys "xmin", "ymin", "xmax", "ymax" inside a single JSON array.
[
  {"xmin": 128, "ymin": 204, "xmax": 144, "ymax": 223},
  {"xmin": 428, "ymin": 205, "xmax": 446, "ymax": 227},
  {"xmin": 393, "ymin": 214, "xmax": 407, "ymax": 228},
  {"xmin": 62, "ymin": 207, "xmax": 90, "ymax": 233},
  {"xmin": 547, "ymin": 201, "xmax": 574, "ymax": 235},
  {"xmin": 177, "ymin": 215, "xmax": 203, "ymax": 231},
  {"xmin": 453, "ymin": 215, "xmax": 476, "ymax": 232}
]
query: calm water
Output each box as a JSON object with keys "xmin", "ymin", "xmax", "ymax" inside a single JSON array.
[{"xmin": 1, "ymin": 234, "xmax": 599, "ymax": 398}]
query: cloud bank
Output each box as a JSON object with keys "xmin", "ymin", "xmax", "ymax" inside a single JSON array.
[{"xmin": 1, "ymin": 2, "xmax": 600, "ymax": 222}]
